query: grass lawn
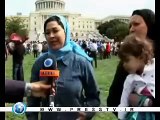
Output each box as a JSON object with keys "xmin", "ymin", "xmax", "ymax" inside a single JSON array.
[{"xmin": 5, "ymin": 54, "xmax": 120, "ymax": 120}]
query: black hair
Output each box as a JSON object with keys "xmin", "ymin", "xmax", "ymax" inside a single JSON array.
[{"xmin": 44, "ymin": 16, "xmax": 64, "ymax": 33}]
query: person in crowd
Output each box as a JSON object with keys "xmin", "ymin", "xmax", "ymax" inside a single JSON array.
[
  {"xmin": 38, "ymin": 41, "xmax": 43, "ymax": 55},
  {"xmin": 103, "ymin": 41, "xmax": 107, "ymax": 59},
  {"xmin": 112, "ymin": 42, "xmax": 116, "ymax": 56},
  {"xmin": 26, "ymin": 43, "xmax": 32, "ymax": 54},
  {"xmin": 107, "ymin": 9, "xmax": 155, "ymax": 117},
  {"xmin": 33, "ymin": 42, "xmax": 39, "ymax": 58},
  {"xmin": 82, "ymin": 41, "xmax": 92, "ymax": 58},
  {"xmin": 5, "ymin": 80, "xmax": 51, "ymax": 103},
  {"xmin": 23, "ymin": 42, "xmax": 27, "ymax": 55},
  {"xmin": 8, "ymin": 38, "xmax": 25, "ymax": 81},
  {"xmin": 42, "ymin": 41, "xmax": 48, "ymax": 53},
  {"xmin": 26, "ymin": 15, "xmax": 100, "ymax": 120},
  {"xmin": 5, "ymin": 42, "xmax": 8, "ymax": 61},
  {"xmin": 118, "ymin": 35, "xmax": 155, "ymax": 120},
  {"xmin": 98, "ymin": 41, "xmax": 105, "ymax": 60},
  {"xmin": 106, "ymin": 42, "xmax": 111, "ymax": 59},
  {"xmin": 90, "ymin": 39, "xmax": 98, "ymax": 68},
  {"xmin": 81, "ymin": 40, "xmax": 87, "ymax": 51}
]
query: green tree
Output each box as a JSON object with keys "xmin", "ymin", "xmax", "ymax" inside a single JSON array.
[
  {"xmin": 5, "ymin": 17, "xmax": 28, "ymax": 39},
  {"xmin": 114, "ymin": 23, "xmax": 129, "ymax": 42},
  {"xmin": 97, "ymin": 19, "xmax": 129, "ymax": 42}
]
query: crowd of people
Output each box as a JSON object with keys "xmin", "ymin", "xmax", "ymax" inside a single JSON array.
[
  {"xmin": 6, "ymin": 36, "xmax": 121, "ymax": 70},
  {"xmin": 5, "ymin": 8, "xmax": 155, "ymax": 120}
]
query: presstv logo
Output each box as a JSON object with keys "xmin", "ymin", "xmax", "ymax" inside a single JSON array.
[{"xmin": 12, "ymin": 102, "xmax": 26, "ymax": 114}]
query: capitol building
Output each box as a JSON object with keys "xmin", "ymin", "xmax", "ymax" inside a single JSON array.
[{"xmin": 6, "ymin": 0, "xmax": 130, "ymax": 42}]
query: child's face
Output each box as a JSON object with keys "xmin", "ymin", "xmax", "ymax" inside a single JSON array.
[{"xmin": 123, "ymin": 55, "xmax": 145, "ymax": 74}]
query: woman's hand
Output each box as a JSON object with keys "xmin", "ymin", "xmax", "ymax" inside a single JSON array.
[
  {"xmin": 76, "ymin": 112, "xmax": 87, "ymax": 120},
  {"xmin": 129, "ymin": 93, "xmax": 153, "ymax": 107},
  {"xmin": 128, "ymin": 93, "xmax": 140, "ymax": 107}
]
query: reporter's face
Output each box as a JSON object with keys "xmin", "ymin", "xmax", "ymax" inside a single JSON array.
[
  {"xmin": 129, "ymin": 15, "xmax": 148, "ymax": 40},
  {"xmin": 44, "ymin": 21, "xmax": 66, "ymax": 50}
]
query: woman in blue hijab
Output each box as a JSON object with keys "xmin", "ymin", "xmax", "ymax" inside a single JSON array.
[{"xmin": 26, "ymin": 15, "xmax": 100, "ymax": 120}]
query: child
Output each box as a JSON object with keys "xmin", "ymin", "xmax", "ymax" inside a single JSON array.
[{"xmin": 118, "ymin": 34, "xmax": 155, "ymax": 120}]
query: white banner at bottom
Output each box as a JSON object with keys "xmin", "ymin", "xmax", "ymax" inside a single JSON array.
[{"xmin": 1, "ymin": 107, "xmax": 160, "ymax": 112}]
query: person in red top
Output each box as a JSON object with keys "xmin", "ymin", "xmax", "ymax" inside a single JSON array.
[{"xmin": 106, "ymin": 42, "xmax": 111, "ymax": 58}]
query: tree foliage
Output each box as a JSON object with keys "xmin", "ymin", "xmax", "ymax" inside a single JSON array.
[
  {"xmin": 5, "ymin": 17, "xmax": 28, "ymax": 38},
  {"xmin": 97, "ymin": 19, "xmax": 129, "ymax": 42}
]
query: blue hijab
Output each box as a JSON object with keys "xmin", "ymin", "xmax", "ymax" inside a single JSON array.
[{"xmin": 48, "ymin": 15, "xmax": 93, "ymax": 62}]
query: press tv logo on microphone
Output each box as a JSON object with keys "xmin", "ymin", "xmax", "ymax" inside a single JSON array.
[
  {"xmin": 12, "ymin": 102, "xmax": 26, "ymax": 115},
  {"xmin": 44, "ymin": 58, "xmax": 53, "ymax": 68},
  {"xmin": 40, "ymin": 57, "xmax": 59, "ymax": 77}
]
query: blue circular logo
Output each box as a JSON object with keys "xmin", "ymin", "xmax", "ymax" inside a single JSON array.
[
  {"xmin": 12, "ymin": 102, "xmax": 26, "ymax": 115},
  {"xmin": 44, "ymin": 58, "xmax": 53, "ymax": 67}
]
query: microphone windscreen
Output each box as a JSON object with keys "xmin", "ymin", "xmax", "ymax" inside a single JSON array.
[{"xmin": 43, "ymin": 53, "xmax": 57, "ymax": 70}]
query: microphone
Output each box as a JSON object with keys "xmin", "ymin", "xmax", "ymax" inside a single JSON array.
[{"xmin": 40, "ymin": 54, "xmax": 59, "ymax": 107}]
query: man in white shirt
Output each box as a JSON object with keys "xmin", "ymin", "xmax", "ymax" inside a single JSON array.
[
  {"xmin": 38, "ymin": 42, "xmax": 43, "ymax": 55},
  {"xmin": 90, "ymin": 40, "xmax": 97, "ymax": 52},
  {"xmin": 89, "ymin": 40, "xmax": 98, "ymax": 68}
]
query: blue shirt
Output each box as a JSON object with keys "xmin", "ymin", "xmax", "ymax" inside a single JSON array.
[{"xmin": 26, "ymin": 51, "xmax": 100, "ymax": 120}]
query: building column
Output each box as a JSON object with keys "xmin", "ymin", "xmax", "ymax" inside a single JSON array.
[
  {"xmin": 51, "ymin": 2, "xmax": 53, "ymax": 8},
  {"xmin": 42, "ymin": 15, "xmax": 44, "ymax": 31},
  {"xmin": 43, "ymin": 2, "xmax": 45, "ymax": 9},
  {"xmin": 54, "ymin": 2, "xmax": 56, "ymax": 9},
  {"xmin": 38, "ymin": 3, "xmax": 39, "ymax": 10},
  {"xmin": 43, "ymin": 2, "xmax": 44, "ymax": 9},
  {"xmin": 56, "ymin": 2, "xmax": 58, "ymax": 9},
  {"xmin": 44, "ymin": 2, "xmax": 46, "ymax": 9},
  {"xmin": 58, "ymin": 2, "xmax": 60, "ymax": 9},
  {"xmin": 47, "ymin": 2, "xmax": 49, "ymax": 8},
  {"xmin": 51, "ymin": 1, "xmax": 53, "ymax": 8},
  {"xmin": 55, "ymin": 2, "xmax": 57, "ymax": 9},
  {"xmin": 48, "ymin": 2, "xmax": 50, "ymax": 8},
  {"xmin": 46, "ymin": 2, "xmax": 47, "ymax": 8},
  {"xmin": 57, "ymin": 2, "xmax": 59, "ymax": 9}
]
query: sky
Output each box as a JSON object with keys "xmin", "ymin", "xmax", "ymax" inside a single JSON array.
[{"xmin": 5, "ymin": 0, "xmax": 155, "ymax": 19}]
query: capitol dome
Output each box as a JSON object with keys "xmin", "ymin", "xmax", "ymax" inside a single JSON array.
[{"xmin": 35, "ymin": 0, "xmax": 65, "ymax": 11}]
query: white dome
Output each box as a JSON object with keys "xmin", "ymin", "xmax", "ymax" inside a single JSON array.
[{"xmin": 35, "ymin": 0, "xmax": 65, "ymax": 11}]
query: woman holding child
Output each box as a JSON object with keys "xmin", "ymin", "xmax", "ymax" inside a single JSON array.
[{"xmin": 107, "ymin": 9, "xmax": 155, "ymax": 119}]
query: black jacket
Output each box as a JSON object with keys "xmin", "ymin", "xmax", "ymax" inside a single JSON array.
[
  {"xmin": 5, "ymin": 80, "xmax": 25, "ymax": 103},
  {"xmin": 107, "ymin": 61, "xmax": 128, "ymax": 116}
]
